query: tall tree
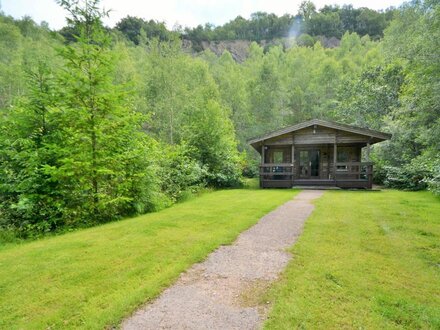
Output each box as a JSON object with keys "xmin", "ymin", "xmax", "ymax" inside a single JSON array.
[
  {"xmin": 54, "ymin": 0, "xmax": 157, "ymax": 222},
  {"xmin": 0, "ymin": 63, "xmax": 62, "ymax": 233}
]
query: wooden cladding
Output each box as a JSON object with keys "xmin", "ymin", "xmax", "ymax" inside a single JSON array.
[
  {"xmin": 248, "ymin": 119, "xmax": 391, "ymax": 146},
  {"xmin": 293, "ymin": 127, "xmax": 336, "ymax": 145},
  {"xmin": 262, "ymin": 126, "xmax": 371, "ymax": 146}
]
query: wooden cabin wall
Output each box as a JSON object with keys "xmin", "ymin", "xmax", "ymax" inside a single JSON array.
[
  {"xmin": 293, "ymin": 127, "xmax": 335, "ymax": 145},
  {"xmin": 293, "ymin": 145, "xmax": 362, "ymax": 179}
]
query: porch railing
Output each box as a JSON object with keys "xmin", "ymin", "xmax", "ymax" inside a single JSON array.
[
  {"xmin": 334, "ymin": 162, "xmax": 373, "ymax": 187},
  {"xmin": 259, "ymin": 163, "xmax": 294, "ymax": 182},
  {"xmin": 259, "ymin": 162, "xmax": 373, "ymax": 184}
]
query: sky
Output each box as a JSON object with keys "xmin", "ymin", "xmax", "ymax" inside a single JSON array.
[{"xmin": 1, "ymin": 0, "xmax": 405, "ymax": 30}]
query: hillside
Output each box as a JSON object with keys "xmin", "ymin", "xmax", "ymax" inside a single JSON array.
[
  {"xmin": 105, "ymin": 1, "xmax": 395, "ymax": 52},
  {"xmin": 0, "ymin": 0, "xmax": 439, "ymax": 239},
  {"xmin": 182, "ymin": 36, "xmax": 341, "ymax": 62}
]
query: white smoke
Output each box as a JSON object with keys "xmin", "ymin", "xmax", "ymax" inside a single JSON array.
[{"xmin": 286, "ymin": 17, "xmax": 302, "ymax": 48}]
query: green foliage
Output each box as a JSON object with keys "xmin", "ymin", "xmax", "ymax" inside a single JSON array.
[
  {"xmin": 296, "ymin": 33, "xmax": 315, "ymax": 47},
  {"xmin": 369, "ymin": 1, "xmax": 439, "ymax": 188},
  {"xmin": 0, "ymin": 1, "xmax": 162, "ymax": 236},
  {"xmin": 0, "ymin": 1, "xmax": 247, "ymax": 236},
  {"xmin": 183, "ymin": 100, "xmax": 243, "ymax": 187},
  {"xmin": 53, "ymin": 0, "xmax": 161, "ymax": 225},
  {"xmin": 336, "ymin": 64, "xmax": 404, "ymax": 129},
  {"xmin": 181, "ymin": 2, "xmax": 394, "ymax": 44},
  {"xmin": 157, "ymin": 144, "xmax": 205, "ymax": 202},
  {"xmin": 384, "ymin": 154, "xmax": 440, "ymax": 191},
  {"xmin": 427, "ymin": 163, "xmax": 440, "ymax": 196},
  {"xmin": 384, "ymin": 164, "xmax": 430, "ymax": 191},
  {"xmin": 307, "ymin": 11, "xmax": 343, "ymax": 38},
  {"xmin": 0, "ymin": 63, "xmax": 64, "ymax": 235},
  {"xmin": 114, "ymin": 16, "xmax": 177, "ymax": 45}
]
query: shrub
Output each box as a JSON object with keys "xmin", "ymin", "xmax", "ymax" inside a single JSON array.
[
  {"xmin": 297, "ymin": 33, "xmax": 315, "ymax": 47},
  {"xmin": 384, "ymin": 164, "xmax": 429, "ymax": 190},
  {"xmin": 384, "ymin": 154, "xmax": 438, "ymax": 192},
  {"xmin": 158, "ymin": 144, "xmax": 206, "ymax": 202},
  {"xmin": 183, "ymin": 100, "xmax": 243, "ymax": 188},
  {"xmin": 426, "ymin": 161, "xmax": 440, "ymax": 196}
]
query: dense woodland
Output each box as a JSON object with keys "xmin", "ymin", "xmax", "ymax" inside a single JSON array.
[
  {"xmin": 0, "ymin": 0, "xmax": 438, "ymax": 239},
  {"xmin": 183, "ymin": 2, "xmax": 395, "ymax": 45},
  {"xmin": 109, "ymin": 2, "xmax": 395, "ymax": 46}
]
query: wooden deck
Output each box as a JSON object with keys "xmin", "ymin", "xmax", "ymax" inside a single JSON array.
[
  {"xmin": 260, "ymin": 163, "xmax": 373, "ymax": 189},
  {"xmin": 261, "ymin": 179, "xmax": 371, "ymax": 189}
]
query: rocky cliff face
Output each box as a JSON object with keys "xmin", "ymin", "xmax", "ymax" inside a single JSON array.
[
  {"xmin": 182, "ymin": 39, "xmax": 253, "ymax": 62},
  {"xmin": 182, "ymin": 37, "xmax": 341, "ymax": 62}
]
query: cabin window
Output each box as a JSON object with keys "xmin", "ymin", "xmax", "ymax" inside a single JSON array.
[
  {"xmin": 273, "ymin": 151, "xmax": 284, "ymax": 163},
  {"xmin": 337, "ymin": 149, "xmax": 349, "ymax": 162},
  {"xmin": 337, "ymin": 147, "xmax": 360, "ymax": 162},
  {"xmin": 264, "ymin": 146, "xmax": 291, "ymax": 163}
]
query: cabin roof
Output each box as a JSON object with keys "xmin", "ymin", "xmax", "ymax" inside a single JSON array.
[{"xmin": 248, "ymin": 119, "xmax": 392, "ymax": 146}]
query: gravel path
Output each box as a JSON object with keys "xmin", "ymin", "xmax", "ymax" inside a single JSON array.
[{"xmin": 122, "ymin": 190, "xmax": 324, "ymax": 330}]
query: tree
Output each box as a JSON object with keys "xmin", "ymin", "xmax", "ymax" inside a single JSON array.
[
  {"xmin": 0, "ymin": 21, "xmax": 24, "ymax": 108},
  {"xmin": 115, "ymin": 16, "xmax": 175, "ymax": 45},
  {"xmin": 377, "ymin": 0, "xmax": 440, "ymax": 189},
  {"xmin": 336, "ymin": 64, "xmax": 404, "ymax": 130},
  {"xmin": 306, "ymin": 12, "xmax": 343, "ymax": 38},
  {"xmin": 183, "ymin": 100, "xmax": 242, "ymax": 187},
  {"xmin": 0, "ymin": 63, "xmax": 63, "ymax": 234},
  {"xmin": 356, "ymin": 8, "xmax": 387, "ymax": 39},
  {"xmin": 53, "ymin": 0, "xmax": 158, "ymax": 222},
  {"xmin": 299, "ymin": 1, "xmax": 317, "ymax": 21}
]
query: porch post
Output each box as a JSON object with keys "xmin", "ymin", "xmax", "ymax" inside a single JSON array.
[
  {"xmin": 333, "ymin": 131, "xmax": 338, "ymax": 180},
  {"xmin": 291, "ymin": 143, "xmax": 295, "ymax": 183},
  {"xmin": 366, "ymin": 139, "xmax": 372, "ymax": 188},
  {"xmin": 333, "ymin": 143, "xmax": 337, "ymax": 180},
  {"xmin": 366, "ymin": 141, "xmax": 371, "ymax": 162},
  {"xmin": 291, "ymin": 144, "xmax": 295, "ymax": 163},
  {"xmin": 260, "ymin": 142, "xmax": 265, "ymax": 188}
]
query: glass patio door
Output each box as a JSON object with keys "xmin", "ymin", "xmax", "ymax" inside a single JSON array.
[{"xmin": 299, "ymin": 149, "xmax": 320, "ymax": 179}]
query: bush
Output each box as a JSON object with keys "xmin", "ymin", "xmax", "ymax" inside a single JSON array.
[
  {"xmin": 372, "ymin": 164, "xmax": 387, "ymax": 185},
  {"xmin": 242, "ymin": 151, "xmax": 259, "ymax": 178},
  {"xmin": 204, "ymin": 160, "xmax": 242, "ymax": 188},
  {"xmin": 183, "ymin": 100, "xmax": 243, "ymax": 188},
  {"xmin": 426, "ymin": 161, "xmax": 440, "ymax": 196},
  {"xmin": 158, "ymin": 144, "xmax": 206, "ymax": 202},
  {"xmin": 384, "ymin": 155, "xmax": 438, "ymax": 192},
  {"xmin": 297, "ymin": 33, "xmax": 315, "ymax": 47},
  {"xmin": 384, "ymin": 165, "xmax": 429, "ymax": 190}
]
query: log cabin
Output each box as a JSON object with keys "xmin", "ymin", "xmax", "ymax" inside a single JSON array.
[{"xmin": 248, "ymin": 119, "xmax": 391, "ymax": 189}]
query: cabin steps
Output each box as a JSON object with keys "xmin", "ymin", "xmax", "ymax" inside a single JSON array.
[{"xmin": 293, "ymin": 179, "xmax": 336, "ymax": 186}]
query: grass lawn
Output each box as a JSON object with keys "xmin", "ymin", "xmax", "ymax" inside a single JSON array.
[
  {"xmin": 0, "ymin": 187, "xmax": 297, "ymax": 329},
  {"xmin": 265, "ymin": 190, "xmax": 440, "ymax": 329}
]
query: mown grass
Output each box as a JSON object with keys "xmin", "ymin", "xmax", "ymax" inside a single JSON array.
[
  {"xmin": 265, "ymin": 190, "xmax": 440, "ymax": 329},
  {"xmin": 0, "ymin": 187, "xmax": 297, "ymax": 329}
]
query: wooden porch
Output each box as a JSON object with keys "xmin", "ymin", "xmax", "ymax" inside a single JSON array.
[{"xmin": 260, "ymin": 162, "xmax": 373, "ymax": 189}]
